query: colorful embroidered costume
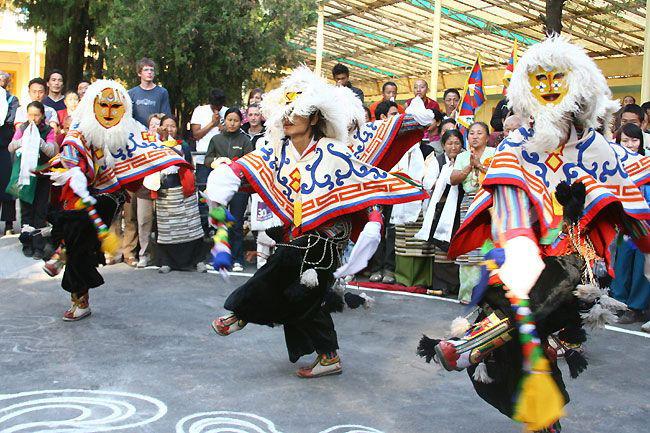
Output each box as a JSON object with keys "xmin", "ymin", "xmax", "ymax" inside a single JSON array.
[
  {"xmin": 44, "ymin": 80, "xmax": 188, "ymax": 321},
  {"xmin": 206, "ymin": 67, "xmax": 433, "ymax": 378},
  {"xmin": 417, "ymin": 38, "xmax": 650, "ymax": 432}
]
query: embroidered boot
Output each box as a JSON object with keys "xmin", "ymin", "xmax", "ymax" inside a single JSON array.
[
  {"xmin": 62, "ymin": 293, "xmax": 91, "ymax": 321},
  {"xmin": 296, "ymin": 352, "xmax": 342, "ymax": 378},
  {"xmin": 211, "ymin": 314, "xmax": 247, "ymax": 336},
  {"xmin": 435, "ymin": 311, "xmax": 513, "ymax": 371},
  {"xmin": 43, "ymin": 246, "xmax": 66, "ymax": 277}
]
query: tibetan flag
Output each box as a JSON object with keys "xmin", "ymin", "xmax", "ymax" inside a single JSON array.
[
  {"xmin": 502, "ymin": 40, "xmax": 519, "ymax": 95},
  {"xmin": 457, "ymin": 55, "xmax": 485, "ymax": 140}
]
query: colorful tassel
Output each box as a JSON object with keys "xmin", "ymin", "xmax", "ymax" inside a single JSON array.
[
  {"xmin": 209, "ymin": 206, "xmax": 236, "ymax": 274},
  {"xmin": 510, "ymin": 297, "xmax": 565, "ymax": 431},
  {"xmin": 74, "ymin": 199, "xmax": 118, "ymax": 255}
]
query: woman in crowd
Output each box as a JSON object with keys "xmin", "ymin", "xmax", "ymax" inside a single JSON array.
[
  {"xmin": 415, "ymin": 129, "xmax": 465, "ymax": 296},
  {"xmin": 612, "ymin": 122, "xmax": 650, "ymax": 324},
  {"xmin": 204, "ymin": 107, "xmax": 253, "ymax": 272},
  {"xmin": 56, "ymin": 90, "xmax": 79, "ymax": 145},
  {"xmin": 242, "ymin": 88, "xmax": 264, "ymax": 123},
  {"xmin": 449, "ymin": 122, "xmax": 495, "ymax": 303},
  {"xmin": 8, "ymin": 101, "xmax": 58, "ymax": 259},
  {"xmin": 420, "ymin": 109, "xmax": 444, "ymax": 159},
  {"xmin": 152, "ymin": 115, "xmax": 207, "ymax": 273}
]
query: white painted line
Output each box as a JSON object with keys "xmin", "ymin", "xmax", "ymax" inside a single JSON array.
[
  {"xmin": 207, "ymin": 270, "xmax": 255, "ymax": 278},
  {"xmin": 604, "ymin": 324, "xmax": 650, "ymax": 338},
  {"xmin": 346, "ymin": 284, "xmax": 461, "ymax": 303}
]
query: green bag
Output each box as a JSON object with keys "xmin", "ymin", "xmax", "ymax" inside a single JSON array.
[{"xmin": 5, "ymin": 153, "xmax": 37, "ymax": 204}]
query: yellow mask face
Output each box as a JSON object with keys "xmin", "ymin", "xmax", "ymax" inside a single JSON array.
[
  {"xmin": 528, "ymin": 66, "xmax": 569, "ymax": 106},
  {"xmin": 93, "ymin": 88, "xmax": 126, "ymax": 128}
]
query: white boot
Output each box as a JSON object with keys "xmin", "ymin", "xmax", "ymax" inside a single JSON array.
[
  {"xmin": 62, "ymin": 293, "xmax": 91, "ymax": 321},
  {"xmin": 296, "ymin": 353, "xmax": 342, "ymax": 378}
]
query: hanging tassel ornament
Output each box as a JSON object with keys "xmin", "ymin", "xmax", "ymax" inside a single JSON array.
[
  {"xmin": 209, "ymin": 206, "xmax": 236, "ymax": 279},
  {"xmin": 74, "ymin": 198, "xmax": 119, "ymax": 255},
  {"xmin": 510, "ymin": 296, "xmax": 565, "ymax": 431}
]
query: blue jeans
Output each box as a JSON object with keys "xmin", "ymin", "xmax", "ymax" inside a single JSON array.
[
  {"xmin": 228, "ymin": 192, "xmax": 249, "ymax": 265},
  {"xmin": 611, "ymin": 238, "xmax": 650, "ymax": 311}
]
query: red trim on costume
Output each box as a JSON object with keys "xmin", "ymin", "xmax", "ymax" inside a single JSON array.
[{"xmin": 503, "ymin": 227, "xmax": 537, "ymax": 242}]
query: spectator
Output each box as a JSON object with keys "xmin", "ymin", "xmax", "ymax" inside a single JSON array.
[
  {"xmin": 503, "ymin": 114, "xmax": 522, "ymax": 136},
  {"xmin": 405, "ymin": 79, "xmax": 440, "ymax": 111},
  {"xmin": 241, "ymin": 104, "xmax": 265, "ymax": 148},
  {"xmin": 77, "ymin": 80, "xmax": 90, "ymax": 99},
  {"xmin": 43, "ymin": 69, "xmax": 65, "ymax": 111},
  {"xmin": 374, "ymin": 100, "xmax": 399, "ymax": 120},
  {"xmin": 7, "ymin": 101, "xmax": 58, "ymax": 259},
  {"xmin": 623, "ymin": 95, "xmax": 636, "ymax": 106},
  {"xmin": 619, "ymin": 104, "xmax": 650, "ymax": 152},
  {"xmin": 617, "ymin": 123, "xmax": 645, "ymax": 155},
  {"xmin": 440, "ymin": 117, "xmax": 457, "ymax": 135},
  {"xmin": 490, "ymin": 96, "xmax": 511, "ymax": 132},
  {"xmin": 204, "ymin": 107, "xmax": 253, "ymax": 272},
  {"xmin": 443, "ymin": 88, "xmax": 461, "ymax": 119},
  {"xmin": 421, "ymin": 108, "xmax": 444, "ymax": 159},
  {"xmin": 641, "ymin": 101, "xmax": 650, "ymax": 130},
  {"xmin": 154, "ymin": 115, "xmax": 207, "ymax": 274},
  {"xmin": 369, "ymin": 82, "xmax": 404, "ymax": 120},
  {"xmin": 190, "ymin": 88, "xmax": 228, "ymax": 184},
  {"xmin": 0, "ymin": 71, "xmax": 19, "ymax": 235},
  {"xmin": 56, "ymin": 90, "xmax": 80, "ymax": 145},
  {"xmin": 14, "ymin": 78, "xmax": 59, "ymax": 131},
  {"xmin": 247, "ymin": 88, "xmax": 263, "ymax": 106},
  {"xmin": 147, "ymin": 112, "xmax": 164, "ymax": 135},
  {"xmin": 128, "ymin": 58, "xmax": 171, "ymax": 127},
  {"xmin": 450, "ymin": 122, "xmax": 495, "ymax": 303},
  {"xmin": 332, "ymin": 63, "xmax": 364, "ymax": 103},
  {"xmin": 612, "ymin": 123, "xmax": 649, "ymax": 324},
  {"xmin": 416, "ymin": 129, "xmax": 466, "ymax": 296}
]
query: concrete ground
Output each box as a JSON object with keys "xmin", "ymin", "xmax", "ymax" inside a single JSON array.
[{"xmin": 0, "ymin": 235, "xmax": 649, "ymax": 433}]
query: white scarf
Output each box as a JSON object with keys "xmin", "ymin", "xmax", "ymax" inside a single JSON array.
[
  {"xmin": 414, "ymin": 159, "xmax": 459, "ymax": 243},
  {"xmin": 18, "ymin": 122, "xmax": 41, "ymax": 186}
]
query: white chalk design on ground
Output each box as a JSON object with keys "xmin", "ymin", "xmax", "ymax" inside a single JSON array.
[
  {"xmin": 0, "ymin": 316, "xmax": 62, "ymax": 354},
  {"xmin": 175, "ymin": 411, "xmax": 282, "ymax": 433},
  {"xmin": 318, "ymin": 426, "xmax": 384, "ymax": 433},
  {"xmin": 0, "ymin": 389, "xmax": 167, "ymax": 432},
  {"xmin": 175, "ymin": 411, "xmax": 384, "ymax": 433}
]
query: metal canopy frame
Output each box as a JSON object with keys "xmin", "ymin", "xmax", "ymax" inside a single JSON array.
[{"xmin": 293, "ymin": 0, "xmax": 648, "ymax": 83}]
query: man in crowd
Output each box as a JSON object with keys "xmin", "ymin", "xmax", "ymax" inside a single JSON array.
[
  {"xmin": 405, "ymin": 79, "xmax": 440, "ymax": 111},
  {"xmin": 375, "ymin": 100, "xmax": 399, "ymax": 120},
  {"xmin": 241, "ymin": 103, "xmax": 265, "ymax": 147},
  {"xmin": 369, "ymin": 81, "xmax": 404, "ymax": 120},
  {"xmin": 43, "ymin": 70, "xmax": 66, "ymax": 111},
  {"xmin": 190, "ymin": 88, "xmax": 228, "ymax": 184},
  {"xmin": 0, "ymin": 71, "xmax": 19, "ymax": 235},
  {"xmin": 442, "ymin": 88, "xmax": 460, "ymax": 119},
  {"xmin": 77, "ymin": 80, "xmax": 90, "ymax": 99},
  {"xmin": 127, "ymin": 58, "xmax": 171, "ymax": 126},
  {"xmin": 623, "ymin": 95, "xmax": 636, "ymax": 106},
  {"xmin": 332, "ymin": 63, "xmax": 364, "ymax": 103},
  {"xmin": 14, "ymin": 78, "xmax": 59, "ymax": 131}
]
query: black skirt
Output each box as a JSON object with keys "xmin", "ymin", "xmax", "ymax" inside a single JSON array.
[
  {"xmin": 51, "ymin": 193, "xmax": 124, "ymax": 295},
  {"xmin": 224, "ymin": 233, "xmax": 342, "ymax": 362},
  {"xmin": 467, "ymin": 254, "xmax": 584, "ymax": 418}
]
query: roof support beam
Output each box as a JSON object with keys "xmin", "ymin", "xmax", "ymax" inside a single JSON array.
[
  {"xmin": 641, "ymin": 0, "xmax": 650, "ymax": 102},
  {"xmin": 430, "ymin": 0, "xmax": 442, "ymax": 95}
]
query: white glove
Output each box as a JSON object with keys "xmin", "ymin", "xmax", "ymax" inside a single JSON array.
[
  {"xmin": 211, "ymin": 157, "xmax": 232, "ymax": 169},
  {"xmin": 404, "ymin": 96, "xmax": 435, "ymax": 126},
  {"xmin": 498, "ymin": 236, "xmax": 545, "ymax": 299},
  {"xmin": 333, "ymin": 221, "xmax": 381, "ymax": 278}
]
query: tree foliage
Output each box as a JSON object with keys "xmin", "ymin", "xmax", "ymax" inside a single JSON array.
[{"xmin": 98, "ymin": 0, "xmax": 316, "ymax": 125}]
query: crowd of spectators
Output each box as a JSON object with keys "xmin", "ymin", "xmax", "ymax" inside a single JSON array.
[{"xmin": 0, "ymin": 59, "xmax": 648, "ymax": 333}]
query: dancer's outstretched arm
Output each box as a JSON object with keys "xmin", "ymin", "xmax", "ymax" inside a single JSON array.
[{"xmin": 333, "ymin": 205, "xmax": 383, "ymax": 278}]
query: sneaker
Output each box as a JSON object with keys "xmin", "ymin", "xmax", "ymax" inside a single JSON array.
[
  {"xmin": 196, "ymin": 262, "xmax": 207, "ymax": 273},
  {"xmin": 369, "ymin": 271, "xmax": 383, "ymax": 282},
  {"xmin": 211, "ymin": 314, "xmax": 247, "ymax": 336},
  {"xmin": 43, "ymin": 258, "xmax": 65, "ymax": 277},
  {"xmin": 641, "ymin": 321, "xmax": 650, "ymax": 333},
  {"xmin": 381, "ymin": 271, "xmax": 396, "ymax": 284},
  {"xmin": 32, "ymin": 250, "xmax": 44, "ymax": 260},
  {"xmin": 158, "ymin": 265, "xmax": 171, "ymax": 274},
  {"xmin": 22, "ymin": 246, "xmax": 33, "ymax": 257},
  {"xmin": 296, "ymin": 353, "xmax": 342, "ymax": 378},
  {"xmin": 137, "ymin": 256, "xmax": 148, "ymax": 268},
  {"xmin": 231, "ymin": 262, "xmax": 244, "ymax": 272}
]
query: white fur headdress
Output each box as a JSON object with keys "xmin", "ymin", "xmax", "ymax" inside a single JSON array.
[
  {"xmin": 72, "ymin": 79, "xmax": 138, "ymax": 158},
  {"xmin": 508, "ymin": 37, "xmax": 619, "ymax": 151},
  {"xmin": 261, "ymin": 65, "xmax": 366, "ymax": 147}
]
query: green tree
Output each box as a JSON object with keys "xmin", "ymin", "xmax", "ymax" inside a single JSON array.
[{"xmin": 98, "ymin": 0, "xmax": 316, "ymax": 126}]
